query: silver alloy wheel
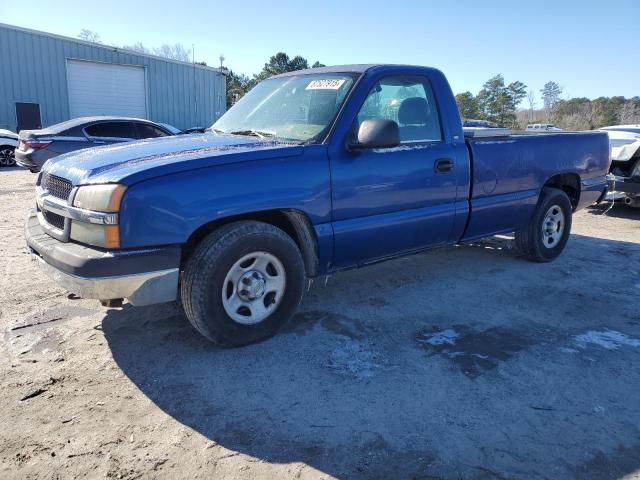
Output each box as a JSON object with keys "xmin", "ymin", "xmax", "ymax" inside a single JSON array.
[
  {"xmin": 222, "ymin": 251, "xmax": 286, "ymax": 325},
  {"xmin": 541, "ymin": 204, "xmax": 565, "ymax": 248},
  {"xmin": 0, "ymin": 147, "xmax": 15, "ymax": 166}
]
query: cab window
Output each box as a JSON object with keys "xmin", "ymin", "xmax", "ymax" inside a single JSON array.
[{"xmin": 357, "ymin": 75, "xmax": 442, "ymax": 143}]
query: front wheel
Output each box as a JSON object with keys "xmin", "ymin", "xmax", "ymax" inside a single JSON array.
[
  {"xmin": 515, "ymin": 187, "xmax": 572, "ymax": 262},
  {"xmin": 181, "ymin": 221, "xmax": 305, "ymax": 346},
  {"xmin": 0, "ymin": 146, "xmax": 15, "ymax": 167}
]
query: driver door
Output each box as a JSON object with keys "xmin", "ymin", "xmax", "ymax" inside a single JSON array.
[{"xmin": 329, "ymin": 74, "xmax": 458, "ymax": 267}]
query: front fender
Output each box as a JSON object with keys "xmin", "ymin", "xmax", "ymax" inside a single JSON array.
[{"xmin": 118, "ymin": 146, "xmax": 331, "ymax": 249}]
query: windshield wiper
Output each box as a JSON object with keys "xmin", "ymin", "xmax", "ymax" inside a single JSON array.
[
  {"xmin": 229, "ymin": 129, "xmax": 275, "ymax": 139},
  {"xmin": 210, "ymin": 128, "xmax": 225, "ymax": 134}
]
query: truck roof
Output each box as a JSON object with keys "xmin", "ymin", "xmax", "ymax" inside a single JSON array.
[
  {"xmin": 273, "ymin": 65, "xmax": 378, "ymax": 77},
  {"xmin": 273, "ymin": 64, "xmax": 440, "ymax": 77}
]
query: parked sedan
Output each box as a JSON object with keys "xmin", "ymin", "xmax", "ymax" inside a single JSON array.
[
  {"xmin": 0, "ymin": 128, "xmax": 18, "ymax": 167},
  {"xmin": 15, "ymin": 116, "xmax": 177, "ymax": 172}
]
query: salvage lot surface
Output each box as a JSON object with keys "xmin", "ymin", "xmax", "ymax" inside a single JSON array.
[{"xmin": 1, "ymin": 167, "xmax": 639, "ymax": 480}]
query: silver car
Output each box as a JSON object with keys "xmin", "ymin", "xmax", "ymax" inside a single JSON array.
[{"xmin": 15, "ymin": 116, "xmax": 176, "ymax": 172}]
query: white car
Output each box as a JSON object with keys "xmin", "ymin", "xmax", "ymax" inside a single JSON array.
[
  {"xmin": 600, "ymin": 124, "xmax": 640, "ymax": 135},
  {"xmin": 0, "ymin": 128, "xmax": 18, "ymax": 167},
  {"xmin": 601, "ymin": 130, "xmax": 640, "ymax": 166},
  {"xmin": 526, "ymin": 123, "xmax": 563, "ymax": 132},
  {"xmin": 598, "ymin": 126, "xmax": 640, "ymax": 207}
]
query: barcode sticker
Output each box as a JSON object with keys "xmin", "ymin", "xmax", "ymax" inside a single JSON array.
[{"xmin": 306, "ymin": 79, "xmax": 346, "ymax": 90}]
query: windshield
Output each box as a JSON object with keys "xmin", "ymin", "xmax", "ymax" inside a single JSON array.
[{"xmin": 212, "ymin": 73, "xmax": 357, "ymax": 142}]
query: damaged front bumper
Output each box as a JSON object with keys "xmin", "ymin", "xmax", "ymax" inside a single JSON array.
[{"xmin": 25, "ymin": 210, "xmax": 181, "ymax": 306}]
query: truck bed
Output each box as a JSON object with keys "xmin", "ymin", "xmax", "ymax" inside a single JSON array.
[{"xmin": 461, "ymin": 131, "xmax": 610, "ymax": 240}]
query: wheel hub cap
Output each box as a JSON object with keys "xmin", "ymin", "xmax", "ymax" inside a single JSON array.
[
  {"xmin": 222, "ymin": 251, "xmax": 286, "ymax": 325},
  {"xmin": 0, "ymin": 148, "xmax": 14, "ymax": 166},
  {"xmin": 541, "ymin": 205, "xmax": 565, "ymax": 249},
  {"xmin": 237, "ymin": 270, "xmax": 267, "ymax": 301}
]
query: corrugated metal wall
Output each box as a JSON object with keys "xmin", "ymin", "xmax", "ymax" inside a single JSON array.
[{"xmin": 0, "ymin": 23, "xmax": 227, "ymax": 131}]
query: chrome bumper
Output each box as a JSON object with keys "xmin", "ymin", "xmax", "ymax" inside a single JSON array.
[{"xmin": 31, "ymin": 252, "xmax": 179, "ymax": 306}]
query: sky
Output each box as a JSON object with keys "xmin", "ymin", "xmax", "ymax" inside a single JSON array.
[{"xmin": 1, "ymin": 0, "xmax": 638, "ymax": 102}]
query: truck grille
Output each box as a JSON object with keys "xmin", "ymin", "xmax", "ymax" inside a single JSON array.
[
  {"xmin": 41, "ymin": 172, "xmax": 73, "ymax": 201},
  {"xmin": 43, "ymin": 210, "xmax": 65, "ymax": 230}
]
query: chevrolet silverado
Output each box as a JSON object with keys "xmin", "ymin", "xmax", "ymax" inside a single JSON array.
[{"xmin": 25, "ymin": 64, "xmax": 610, "ymax": 346}]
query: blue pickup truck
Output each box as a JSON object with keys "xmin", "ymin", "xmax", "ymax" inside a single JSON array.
[{"xmin": 26, "ymin": 64, "xmax": 610, "ymax": 346}]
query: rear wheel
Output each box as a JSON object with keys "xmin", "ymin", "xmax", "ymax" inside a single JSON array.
[
  {"xmin": 515, "ymin": 187, "xmax": 572, "ymax": 262},
  {"xmin": 0, "ymin": 146, "xmax": 15, "ymax": 167},
  {"xmin": 181, "ymin": 221, "xmax": 305, "ymax": 346}
]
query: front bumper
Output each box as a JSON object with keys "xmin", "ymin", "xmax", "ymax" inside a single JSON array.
[{"xmin": 25, "ymin": 210, "xmax": 181, "ymax": 306}]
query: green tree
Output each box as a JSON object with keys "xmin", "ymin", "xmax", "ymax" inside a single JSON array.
[
  {"xmin": 508, "ymin": 81, "xmax": 527, "ymax": 106},
  {"xmin": 224, "ymin": 70, "xmax": 251, "ymax": 109},
  {"xmin": 223, "ymin": 53, "xmax": 323, "ymax": 108},
  {"xmin": 476, "ymin": 75, "xmax": 527, "ymax": 127},
  {"xmin": 593, "ymin": 96, "xmax": 626, "ymax": 126},
  {"xmin": 241, "ymin": 52, "xmax": 325, "ymax": 95},
  {"xmin": 251, "ymin": 52, "xmax": 323, "ymax": 84},
  {"xmin": 540, "ymin": 81, "xmax": 563, "ymax": 120},
  {"xmin": 554, "ymin": 97, "xmax": 600, "ymax": 130},
  {"xmin": 455, "ymin": 92, "xmax": 479, "ymax": 119}
]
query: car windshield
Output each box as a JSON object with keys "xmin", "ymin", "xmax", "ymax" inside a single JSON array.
[{"xmin": 212, "ymin": 73, "xmax": 357, "ymax": 142}]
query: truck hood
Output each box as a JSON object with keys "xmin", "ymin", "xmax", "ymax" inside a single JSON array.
[{"xmin": 43, "ymin": 133, "xmax": 304, "ymax": 185}]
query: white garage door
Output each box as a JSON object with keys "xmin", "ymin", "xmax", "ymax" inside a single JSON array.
[{"xmin": 67, "ymin": 60, "xmax": 147, "ymax": 118}]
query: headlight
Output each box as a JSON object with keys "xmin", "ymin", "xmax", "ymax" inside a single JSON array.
[
  {"xmin": 73, "ymin": 184, "xmax": 126, "ymax": 212},
  {"xmin": 70, "ymin": 184, "xmax": 126, "ymax": 248}
]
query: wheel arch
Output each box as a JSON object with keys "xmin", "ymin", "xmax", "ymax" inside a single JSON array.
[
  {"xmin": 543, "ymin": 172, "xmax": 581, "ymax": 210},
  {"xmin": 181, "ymin": 209, "xmax": 320, "ymax": 277}
]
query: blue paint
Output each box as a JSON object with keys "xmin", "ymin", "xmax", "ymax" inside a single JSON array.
[{"xmin": 39, "ymin": 65, "xmax": 610, "ymax": 274}]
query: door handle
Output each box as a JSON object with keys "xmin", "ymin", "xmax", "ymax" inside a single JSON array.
[{"xmin": 435, "ymin": 158, "xmax": 454, "ymax": 174}]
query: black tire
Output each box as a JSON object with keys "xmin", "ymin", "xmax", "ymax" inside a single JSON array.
[
  {"xmin": 0, "ymin": 146, "xmax": 15, "ymax": 167},
  {"xmin": 181, "ymin": 221, "xmax": 305, "ymax": 346},
  {"xmin": 515, "ymin": 187, "xmax": 572, "ymax": 263}
]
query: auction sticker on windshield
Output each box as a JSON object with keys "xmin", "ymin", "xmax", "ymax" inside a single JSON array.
[{"xmin": 306, "ymin": 79, "xmax": 346, "ymax": 90}]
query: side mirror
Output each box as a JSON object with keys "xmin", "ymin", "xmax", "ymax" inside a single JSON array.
[{"xmin": 349, "ymin": 119, "xmax": 400, "ymax": 150}]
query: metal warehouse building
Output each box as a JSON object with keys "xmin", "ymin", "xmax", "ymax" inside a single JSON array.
[{"xmin": 0, "ymin": 23, "xmax": 227, "ymax": 132}]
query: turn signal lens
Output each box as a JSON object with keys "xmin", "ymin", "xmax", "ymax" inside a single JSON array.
[
  {"xmin": 104, "ymin": 225, "xmax": 120, "ymax": 249},
  {"xmin": 70, "ymin": 222, "xmax": 120, "ymax": 249}
]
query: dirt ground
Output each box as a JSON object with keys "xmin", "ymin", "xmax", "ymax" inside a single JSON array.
[{"xmin": 1, "ymin": 166, "xmax": 639, "ymax": 480}]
